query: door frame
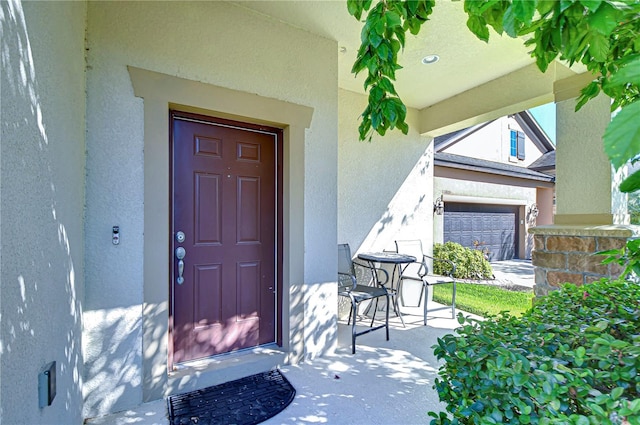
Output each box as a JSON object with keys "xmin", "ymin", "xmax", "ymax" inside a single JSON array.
[
  {"xmin": 128, "ymin": 66, "xmax": 313, "ymax": 402},
  {"xmin": 168, "ymin": 110, "xmax": 284, "ymax": 368}
]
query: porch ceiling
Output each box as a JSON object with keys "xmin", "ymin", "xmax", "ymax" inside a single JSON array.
[{"xmin": 233, "ymin": 1, "xmax": 586, "ymax": 134}]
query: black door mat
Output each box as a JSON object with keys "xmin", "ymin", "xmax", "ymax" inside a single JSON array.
[{"xmin": 167, "ymin": 369, "xmax": 296, "ymax": 425}]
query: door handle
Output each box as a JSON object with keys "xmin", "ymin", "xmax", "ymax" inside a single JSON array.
[{"xmin": 176, "ymin": 247, "xmax": 186, "ymax": 285}]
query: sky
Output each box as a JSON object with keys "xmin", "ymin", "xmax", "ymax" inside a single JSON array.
[{"xmin": 529, "ymin": 102, "xmax": 556, "ymax": 144}]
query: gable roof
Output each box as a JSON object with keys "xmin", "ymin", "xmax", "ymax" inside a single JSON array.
[
  {"xmin": 435, "ymin": 152, "xmax": 555, "ymax": 183},
  {"xmin": 433, "ymin": 121, "xmax": 493, "ymax": 151},
  {"xmin": 434, "ymin": 110, "xmax": 555, "ymax": 154},
  {"xmin": 513, "ymin": 110, "xmax": 555, "ymax": 153}
]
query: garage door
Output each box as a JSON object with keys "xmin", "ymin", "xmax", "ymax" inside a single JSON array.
[{"xmin": 443, "ymin": 203, "xmax": 518, "ymax": 261}]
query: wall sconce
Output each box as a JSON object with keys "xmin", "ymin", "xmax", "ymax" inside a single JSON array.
[
  {"xmin": 433, "ymin": 195, "xmax": 444, "ymax": 215},
  {"xmin": 527, "ymin": 203, "xmax": 539, "ymax": 219}
]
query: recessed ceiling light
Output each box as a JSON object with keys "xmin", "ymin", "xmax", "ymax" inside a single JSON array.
[{"xmin": 422, "ymin": 54, "xmax": 440, "ymax": 64}]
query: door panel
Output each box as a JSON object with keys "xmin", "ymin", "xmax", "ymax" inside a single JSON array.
[
  {"xmin": 171, "ymin": 113, "xmax": 278, "ymax": 364},
  {"xmin": 195, "ymin": 173, "xmax": 222, "ymax": 244},
  {"xmin": 237, "ymin": 177, "xmax": 260, "ymax": 242}
]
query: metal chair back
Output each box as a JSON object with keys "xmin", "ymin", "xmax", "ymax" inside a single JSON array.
[
  {"xmin": 338, "ymin": 243, "xmax": 356, "ymax": 291},
  {"xmin": 395, "ymin": 240, "xmax": 428, "ymax": 278}
]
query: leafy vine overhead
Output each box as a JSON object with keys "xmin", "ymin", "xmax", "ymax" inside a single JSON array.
[{"xmin": 347, "ymin": 0, "xmax": 640, "ymax": 191}]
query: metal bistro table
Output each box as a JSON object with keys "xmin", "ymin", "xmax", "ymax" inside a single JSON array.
[{"xmin": 357, "ymin": 251, "xmax": 416, "ymax": 327}]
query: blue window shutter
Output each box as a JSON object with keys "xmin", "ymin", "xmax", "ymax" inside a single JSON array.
[{"xmin": 517, "ymin": 131, "xmax": 525, "ymax": 160}]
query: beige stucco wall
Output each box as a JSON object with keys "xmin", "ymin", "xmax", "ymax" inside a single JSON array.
[
  {"xmin": 555, "ymin": 94, "xmax": 624, "ymax": 224},
  {"xmin": 83, "ymin": 1, "xmax": 337, "ymax": 418},
  {"xmin": 338, "ymin": 89, "xmax": 434, "ymax": 254},
  {"xmin": 1, "ymin": 1, "xmax": 86, "ymax": 423}
]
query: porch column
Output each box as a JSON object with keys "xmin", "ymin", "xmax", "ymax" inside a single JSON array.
[
  {"xmin": 554, "ymin": 84, "xmax": 627, "ymax": 225},
  {"xmin": 530, "ymin": 74, "xmax": 638, "ymax": 297}
]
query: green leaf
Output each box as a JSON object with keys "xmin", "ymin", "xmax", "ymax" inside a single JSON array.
[
  {"xmin": 393, "ymin": 25, "xmax": 405, "ymax": 47},
  {"xmin": 604, "ymin": 100, "xmax": 640, "ymax": 170},
  {"xmin": 574, "ymin": 415, "xmax": 590, "ymax": 425},
  {"xmin": 580, "ymin": 0, "xmax": 603, "ymax": 13},
  {"xmin": 588, "ymin": 33, "xmax": 610, "ymax": 62},
  {"xmin": 576, "ymin": 80, "xmax": 601, "ymax": 111},
  {"xmin": 396, "ymin": 120, "xmax": 409, "ymax": 134},
  {"xmin": 405, "ymin": 17, "xmax": 423, "ymax": 35},
  {"xmin": 347, "ymin": 0, "xmax": 362, "ymax": 19},
  {"xmin": 537, "ymin": 0, "xmax": 557, "ymax": 16},
  {"xmin": 416, "ymin": 1, "xmax": 434, "ymax": 20},
  {"xmin": 594, "ymin": 320, "xmax": 608, "ymax": 331},
  {"xmin": 385, "ymin": 10, "xmax": 401, "ymax": 28},
  {"xmin": 470, "ymin": 400, "xmax": 485, "ymax": 412},
  {"xmin": 502, "ymin": 6, "xmax": 518, "ymax": 38},
  {"xmin": 619, "ymin": 169, "xmax": 640, "ymax": 193},
  {"xmin": 587, "ymin": 2, "xmax": 620, "ymax": 35},
  {"xmin": 559, "ymin": 1, "xmax": 573, "ymax": 12},
  {"xmin": 608, "ymin": 56, "xmax": 640, "ymax": 87},
  {"xmin": 589, "ymin": 403, "xmax": 606, "ymax": 416},
  {"xmin": 377, "ymin": 42, "xmax": 390, "ymax": 61},
  {"xmin": 513, "ymin": 373, "xmax": 530, "ymax": 386},
  {"xmin": 378, "ymin": 76, "xmax": 397, "ymax": 95},
  {"xmin": 609, "ymin": 339, "xmax": 629, "ymax": 349},
  {"xmin": 611, "ymin": 386, "xmax": 624, "ymax": 400},
  {"xmin": 407, "ymin": 0, "xmax": 418, "ymax": 15},
  {"xmin": 467, "ymin": 15, "xmax": 490, "ymax": 42},
  {"xmin": 512, "ymin": 0, "xmax": 536, "ymax": 24},
  {"xmin": 371, "ymin": 110, "xmax": 382, "ymax": 130}
]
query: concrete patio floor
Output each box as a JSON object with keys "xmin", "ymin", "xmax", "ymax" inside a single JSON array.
[
  {"xmin": 87, "ymin": 263, "xmax": 534, "ymax": 425},
  {"xmin": 86, "ymin": 305, "xmax": 481, "ymax": 425}
]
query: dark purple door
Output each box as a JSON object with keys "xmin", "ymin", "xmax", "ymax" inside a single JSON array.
[{"xmin": 171, "ymin": 113, "xmax": 276, "ymax": 364}]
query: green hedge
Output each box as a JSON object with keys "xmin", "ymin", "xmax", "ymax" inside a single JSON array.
[
  {"xmin": 433, "ymin": 241, "xmax": 493, "ymax": 279},
  {"xmin": 429, "ymin": 279, "xmax": 640, "ymax": 425}
]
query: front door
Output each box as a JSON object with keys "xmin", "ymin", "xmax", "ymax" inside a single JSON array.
[{"xmin": 170, "ymin": 112, "xmax": 280, "ymax": 364}]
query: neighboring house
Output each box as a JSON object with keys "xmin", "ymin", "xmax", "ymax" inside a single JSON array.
[
  {"xmin": 433, "ymin": 111, "xmax": 556, "ymax": 260},
  {"xmin": 0, "ymin": 2, "xmax": 618, "ymax": 425}
]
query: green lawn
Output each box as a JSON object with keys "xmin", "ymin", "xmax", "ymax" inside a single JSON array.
[{"xmin": 432, "ymin": 282, "xmax": 533, "ymax": 317}]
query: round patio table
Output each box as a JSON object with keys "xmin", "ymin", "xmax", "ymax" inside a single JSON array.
[{"xmin": 357, "ymin": 252, "xmax": 416, "ymax": 327}]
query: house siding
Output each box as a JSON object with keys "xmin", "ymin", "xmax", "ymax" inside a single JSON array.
[
  {"xmin": 442, "ymin": 116, "xmax": 546, "ymax": 167},
  {"xmin": 1, "ymin": 1, "xmax": 87, "ymax": 424}
]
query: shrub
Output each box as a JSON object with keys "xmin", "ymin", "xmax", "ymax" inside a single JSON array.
[
  {"xmin": 429, "ymin": 279, "xmax": 640, "ymax": 425},
  {"xmin": 433, "ymin": 241, "xmax": 493, "ymax": 279}
]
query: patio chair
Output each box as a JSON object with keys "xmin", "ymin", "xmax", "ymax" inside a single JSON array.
[
  {"xmin": 338, "ymin": 243, "xmax": 390, "ymax": 354},
  {"xmin": 395, "ymin": 240, "xmax": 456, "ymax": 325}
]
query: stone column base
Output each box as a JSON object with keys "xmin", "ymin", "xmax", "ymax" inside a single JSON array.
[{"xmin": 529, "ymin": 225, "xmax": 640, "ymax": 297}]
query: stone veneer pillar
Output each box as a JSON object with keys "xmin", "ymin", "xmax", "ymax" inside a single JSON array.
[
  {"xmin": 529, "ymin": 225, "xmax": 638, "ymax": 297},
  {"xmin": 530, "ymin": 75, "xmax": 638, "ymax": 296}
]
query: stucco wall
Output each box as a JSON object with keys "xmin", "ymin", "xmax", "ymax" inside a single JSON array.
[
  {"xmin": 1, "ymin": 1, "xmax": 86, "ymax": 424},
  {"xmin": 338, "ymin": 89, "xmax": 434, "ymax": 254},
  {"xmin": 442, "ymin": 116, "xmax": 545, "ymax": 167},
  {"xmin": 555, "ymin": 95, "xmax": 613, "ymax": 219},
  {"xmin": 434, "ymin": 177, "xmax": 538, "ymax": 204},
  {"xmin": 83, "ymin": 1, "xmax": 337, "ymax": 417}
]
